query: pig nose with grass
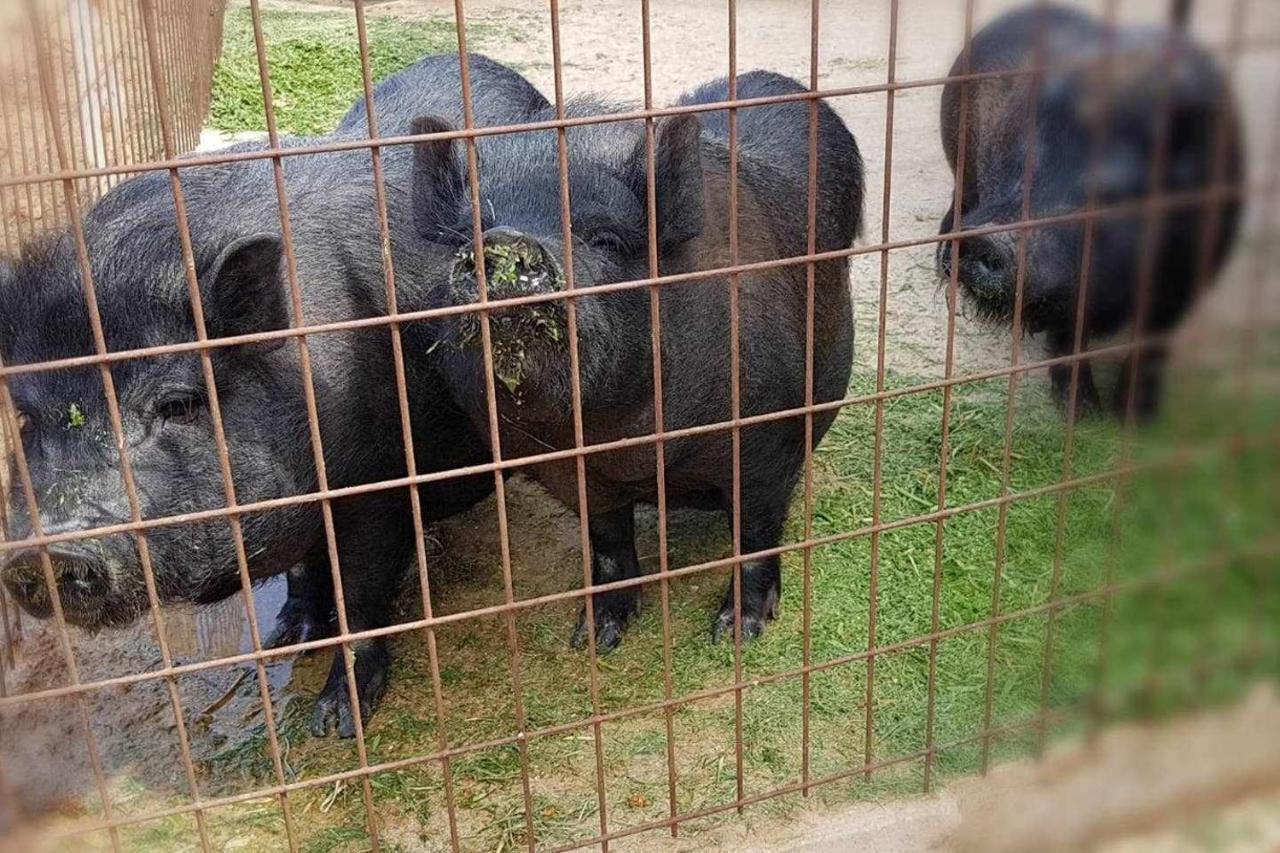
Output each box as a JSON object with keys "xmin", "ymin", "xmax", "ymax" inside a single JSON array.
[
  {"xmin": 446, "ymin": 226, "xmax": 568, "ymax": 397},
  {"xmin": 414, "ymin": 70, "xmax": 863, "ymax": 651}
]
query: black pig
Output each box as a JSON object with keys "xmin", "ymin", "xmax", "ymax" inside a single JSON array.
[
  {"xmin": 411, "ymin": 71, "xmax": 863, "ymax": 649},
  {"xmin": 0, "ymin": 54, "xmax": 548, "ymax": 737},
  {"xmin": 936, "ymin": 4, "xmax": 1243, "ymax": 418}
]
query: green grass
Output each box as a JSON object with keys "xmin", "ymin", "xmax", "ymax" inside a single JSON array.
[
  {"xmin": 121, "ymin": 361, "xmax": 1271, "ymax": 853},
  {"xmin": 210, "ymin": 6, "xmax": 508, "ymax": 136}
]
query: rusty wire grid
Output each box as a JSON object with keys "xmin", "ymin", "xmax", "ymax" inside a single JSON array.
[{"xmin": 0, "ymin": 0, "xmax": 1277, "ymax": 850}]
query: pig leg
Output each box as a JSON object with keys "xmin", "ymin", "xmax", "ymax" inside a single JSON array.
[
  {"xmin": 1048, "ymin": 328, "xmax": 1101, "ymax": 419},
  {"xmin": 1113, "ymin": 341, "xmax": 1168, "ymax": 422},
  {"xmin": 264, "ymin": 563, "xmax": 336, "ymax": 650},
  {"xmin": 711, "ymin": 478, "xmax": 789, "ymax": 644},
  {"xmin": 571, "ymin": 504, "xmax": 642, "ymax": 653},
  {"xmin": 310, "ymin": 498, "xmax": 413, "ymax": 738}
]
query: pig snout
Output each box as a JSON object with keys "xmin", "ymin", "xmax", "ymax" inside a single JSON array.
[
  {"xmin": 450, "ymin": 227, "xmax": 565, "ymax": 301},
  {"xmin": 449, "ymin": 227, "xmax": 570, "ymax": 369},
  {"xmin": 939, "ymin": 230, "xmax": 1019, "ymax": 319},
  {"xmin": 2, "ymin": 539, "xmax": 118, "ymax": 622}
]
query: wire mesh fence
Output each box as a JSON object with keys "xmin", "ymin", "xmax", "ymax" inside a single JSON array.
[{"xmin": 0, "ymin": 0, "xmax": 1277, "ymax": 850}]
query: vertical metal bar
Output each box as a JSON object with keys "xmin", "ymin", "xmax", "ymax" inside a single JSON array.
[
  {"xmin": 136, "ymin": 0, "xmax": 300, "ymax": 846},
  {"xmin": 167, "ymin": 2, "xmax": 190, "ymax": 152},
  {"xmin": 91, "ymin": 0, "xmax": 126, "ymax": 191},
  {"xmin": 1092, "ymin": 1, "xmax": 1186, "ymax": 737},
  {"xmin": 0, "ymin": 343, "xmax": 17, "ymax": 655},
  {"xmin": 348, "ymin": 3, "xmax": 464, "ymax": 848},
  {"xmin": 88, "ymin": 0, "xmax": 117, "ymax": 190},
  {"xmin": 1121, "ymin": 7, "xmax": 1186, "ymax": 429},
  {"xmin": 724, "ymin": 0, "xmax": 747, "ymax": 815},
  {"xmin": 1177, "ymin": 0, "xmax": 1248, "ymax": 698},
  {"xmin": 96, "ymin": 0, "xmax": 134, "ymax": 174},
  {"xmin": 122, "ymin": 0, "xmax": 160, "ymax": 162},
  {"xmin": 155, "ymin": 1, "xmax": 177, "ymax": 148},
  {"xmin": 68, "ymin": 0, "xmax": 108, "ymax": 198},
  {"xmin": 126, "ymin": 0, "xmax": 162, "ymax": 161},
  {"xmin": 100, "ymin": 0, "xmax": 137, "ymax": 181},
  {"xmin": 798, "ymin": 0, "xmax": 821, "ymax": 799},
  {"xmin": 200, "ymin": 0, "xmax": 219, "ymax": 128},
  {"xmin": 0, "ymin": 39, "xmax": 36, "ymax": 248},
  {"xmin": 0, "ymin": 34, "xmax": 29, "ymax": 248},
  {"xmin": 1240, "ymin": 96, "xmax": 1280, "ymax": 664},
  {"xmin": 983, "ymin": 0, "xmax": 1045, "ymax": 760},
  {"xmin": 637, "ymin": 0, "xmax": 680, "ymax": 836},
  {"xmin": 243, "ymin": 1, "xmax": 382, "ymax": 846},
  {"xmin": 0, "ymin": 372, "xmax": 13, "ymax": 682},
  {"xmin": 543, "ymin": 2, "xmax": 613, "ymax": 849},
  {"xmin": 1042, "ymin": 0, "xmax": 1122, "ymax": 752},
  {"xmin": 0, "ymin": 400, "xmax": 122, "ymax": 853},
  {"xmin": 52, "ymin": 4, "xmax": 91, "ymax": 197},
  {"xmin": 24, "ymin": 2, "xmax": 213, "ymax": 847},
  {"xmin": 172, "ymin": 1, "xmax": 196, "ymax": 153},
  {"xmin": 155, "ymin": 1, "xmax": 175, "ymax": 145},
  {"xmin": 864, "ymin": 0, "xmax": 903, "ymax": 783},
  {"xmin": 450, "ymin": 7, "xmax": 539, "ymax": 849},
  {"xmin": 110, "ymin": 0, "xmax": 142, "ymax": 165},
  {"xmin": 0, "ymin": 59, "xmax": 24, "ymax": 245},
  {"xmin": 923, "ymin": 0, "xmax": 976, "ymax": 793},
  {"xmin": 19, "ymin": 27, "xmax": 59, "ymax": 243}
]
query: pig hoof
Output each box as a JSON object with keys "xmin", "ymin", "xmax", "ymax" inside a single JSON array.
[
  {"xmin": 570, "ymin": 608, "xmax": 627, "ymax": 654},
  {"xmin": 709, "ymin": 609, "xmax": 769, "ymax": 645},
  {"xmin": 310, "ymin": 645, "xmax": 390, "ymax": 738},
  {"xmin": 310, "ymin": 692, "xmax": 341, "ymax": 738},
  {"xmin": 311, "ymin": 681, "xmax": 384, "ymax": 739}
]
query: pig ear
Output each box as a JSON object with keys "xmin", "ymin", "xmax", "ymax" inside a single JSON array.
[
  {"xmin": 633, "ymin": 114, "xmax": 704, "ymax": 249},
  {"xmin": 412, "ymin": 115, "xmax": 466, "ymax": 243},
  {"xmin": 201, "ymin": 234, "xmax": 290, "ymax": 354}
]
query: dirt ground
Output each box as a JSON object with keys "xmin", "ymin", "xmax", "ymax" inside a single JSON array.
[{"xmin": 3, "ymin": 0, "xmax": 1280, "ymax": 849}]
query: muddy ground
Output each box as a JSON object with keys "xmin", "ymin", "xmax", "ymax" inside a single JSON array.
[{"xmin": 2, "ymin": 0, "xmax": 1280, "ymax": 848}]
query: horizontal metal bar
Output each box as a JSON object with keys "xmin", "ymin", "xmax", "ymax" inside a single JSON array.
[
  {"xmin": 1, "ymin": 454, "xmax": 1271, "ymax": 711},
  {"xmin": 1, "ymin": 180, "xmax": 1269, "ymax": 382},
  {"xmin": 2, "ymin": 34, "xmax": 1275, "ymax": 190},
  {"xmin": 40, "ymin": 544, "xmax": 1267, "ymax": 843},
  {"xmin": 1, "ymin": 325, "xmax": 1272, "ymax": 557}
]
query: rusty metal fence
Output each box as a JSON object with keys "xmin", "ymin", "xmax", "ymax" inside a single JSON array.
[
  {"xmin": 0, "ymin": 0, "xmax": 225, "ymax": 675},
  {"xmin": 0, "ymin": 0, "xmax": 1276, "ymax": 850},
  {"xmin": 0, "ymin": 0, "xmax": 224, "ymax": 248}
]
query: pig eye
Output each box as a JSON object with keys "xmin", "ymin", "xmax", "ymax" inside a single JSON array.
[
  {"xmin": 585, "ymin": 228, "xmax": 633, "ymax": 255},
  {"xmin": 155, "ymin": 394, "xmax": 205, "ymax": 427}
]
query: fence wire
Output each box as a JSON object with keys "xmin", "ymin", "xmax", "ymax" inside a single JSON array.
[{"xmin": 0, "ymin": 0, "xmax": 1277, "ymax": 850}]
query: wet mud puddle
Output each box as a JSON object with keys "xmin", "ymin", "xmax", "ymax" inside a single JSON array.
[
  {"xmin": 166, "ymin": 576, "xmax": 302, "ymax": 754},
  {"xmin": 0, "ymin": 576, "xmax": 313, "ymax": 819}
]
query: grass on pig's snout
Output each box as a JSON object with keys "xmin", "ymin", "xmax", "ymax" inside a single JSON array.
[{"xmin": 143, "ymin": 365, "xmax": 1277, "ymax": 853}]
